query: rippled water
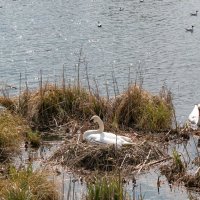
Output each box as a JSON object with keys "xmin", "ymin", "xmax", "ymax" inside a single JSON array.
[
  {"xmin": 14, "ymin": 139, "xmax": 198, "ymax": 200},
  {"xmin": 1, "ymin": 0, "xmax": 200, "ymax": 123},
  {"xmin": 2, "ymin": 1, "xmax": 200, "ymax": 197}
]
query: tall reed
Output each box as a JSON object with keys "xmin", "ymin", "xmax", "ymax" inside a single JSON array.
[{"xmin": 86, "ymin": 174, "xmax": 127, "ymax": 200}]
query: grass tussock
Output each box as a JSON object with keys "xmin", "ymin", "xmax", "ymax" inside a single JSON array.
[
  {"xmin": 160, "ymin": 149, "xmax": 186, "ymax": 183},
  {"xmin": 19, "ymin": 85, "xmax": 111, "ymax": 130},
  {"xmin": 86, "ymin": 174, "xmax": 127, "ymax": 200},
  {"xmin": 52, "ymin": 139, "xmax": 166, "ymax": 172},
  {"xmin": 27, "ymin": 131, "xmax": 41, "ymax": 148},
  {"xmin": 114, "ymin": 85, "xmax": 173, "ymax": 132},
  {"xmin": 0, "ymin": 110, "xmax": 29, "ymax": 158},
  {"xmin": 0, "ymin": 96, "xmax": 15, "ymax": 111},
  {"xmin": 0, "ymin": 83, "xmax": 174, "ymax": 133},
  {"xmin": 0, "ymin": 166, "xmax": 59, "ymax": 200}
]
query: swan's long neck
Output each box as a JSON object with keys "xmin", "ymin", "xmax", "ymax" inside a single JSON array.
[{"xmin": 97, "ymin": 118, "xmax": 104, "ymax": 132}]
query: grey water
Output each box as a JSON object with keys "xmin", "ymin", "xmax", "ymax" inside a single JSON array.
[
  {"xmin": 2, "ymin": 0, "xmax": 200, "ymax": 198},
  {"xmin": 14, "ymin": 136, "xmax": 200, "ymax": 200},
  {"xmin": 1, "ymin": 0, "xmax": 200, "ymax": 124}
]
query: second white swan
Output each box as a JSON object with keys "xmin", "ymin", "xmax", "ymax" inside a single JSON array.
[
  {"xmin": 83, "ymin": 115, "xmax": 134, "ymax": 147},
  {"xmin": 188, "ymin": 104, "xmax": 200, "ymax": 130}
]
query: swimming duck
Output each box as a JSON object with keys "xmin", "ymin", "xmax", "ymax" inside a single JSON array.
[
  {"xmin": 190, "ymin": 11, "xmax": 198, "ymax": 16},
  {"xmin": 97, "ymin": 21, "xmax": 102, "ymax": 27},
  {"xmin": 185, "ymin": 25, "xmax": 194, "ymax": 32},
  {"xmin": 83, "ymin": 115, "xmax": 134, "ymax": 147}
]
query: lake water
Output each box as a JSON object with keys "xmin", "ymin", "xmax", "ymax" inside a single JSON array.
[
  {"xmin": 2, "ymin": 3, "xmax": 200, "ymax": 198},
  {"xmin": 1, "ymin": 0, "xmax": 200, "ymax": 123},
  {"xmin": 15, "ymin": 136, "xmax": 200, "ymax": 200}
]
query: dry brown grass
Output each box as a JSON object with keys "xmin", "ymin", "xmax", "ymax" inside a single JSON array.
[
  {"xmin": 183, "ymin": 172, "xmax": 200, "ymax": 189},
  {"xmin": 0, "ymin": 96, "xmax": 16, "ymax": 111},
  {"xmin": 0, "ymin": 110, "xmax": 29, "ymax": 159},
  {"xmin": 0, "ymin": 83, "xmax": 174, "ymax": 133},
  {"xmin": 114, "ymin": 85, "xmax": 173, "ymax": 132},
  {"xmin": 18, "ymin": 85, "xmax": 111, "ymax": 130},
  {"xmin": 52, "ymin": 138, "xmax": 166, "ymax": 174},
  {"xmin": 0, "ymin": 166, "xmax": 59, "ymax": 200}
]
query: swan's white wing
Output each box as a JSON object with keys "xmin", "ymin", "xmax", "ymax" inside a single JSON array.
[
  {"xmin": 101, "ymin": 133, "xmax": 133, "ymax": 147},
  {"xmin": 188, "ymin": 105, "xmax": 199, "ymax": 130},
  {"xmin": 102, "ymin": 132, "xmax": 116, "ymax": 139},
  {"xmin": 188, "ymin": 105, "xmax": 199, "ymax": 124},
  {"xmin": 103, "ymin": 132, "xmax": 133, "ymax": 144},
  {"xmin": 86, "ymin": 134, "xmax": 100, "ymax": 142},
  {"xmin": 86, "ymin": 133, "xmax": 117, "ymax": 146},
  {"xmin": 84, "ymin": 131, "xmax": 133, "ymax": 147}
]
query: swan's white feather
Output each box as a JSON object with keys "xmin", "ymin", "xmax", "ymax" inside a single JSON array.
[
  {"xmin": 83, "ymin": 116, "xmax": 133, "ymax": 147},
  {"xmin": 188, "ymin": 105, "xmax": 199, "ymax": 130},
  {"xmin": 85, "ymin": 131, "xmax": 132, "ymax": 147}
]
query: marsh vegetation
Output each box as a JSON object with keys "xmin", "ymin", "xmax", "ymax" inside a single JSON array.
[{"xmin": 0, "ymin": 70, "xmax": 198, "ymax": 199}]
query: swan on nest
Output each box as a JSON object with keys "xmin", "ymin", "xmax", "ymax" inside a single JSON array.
[{"xmin": 83, "ymin": 115, "xmax": 134, "ymax": 147}]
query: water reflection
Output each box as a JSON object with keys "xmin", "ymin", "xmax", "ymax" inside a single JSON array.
[{"xmin": 13, "ymin": 136, "xmax": 200, "ymax": 199}]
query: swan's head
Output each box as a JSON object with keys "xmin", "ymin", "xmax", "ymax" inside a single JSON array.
[
  {"xmin": 90, "ymin": 115, "xmax": 101, "ymax": 123},
  {"xmin": 197, "ymin": 104, "xmax": 200, "ymax": 109}
]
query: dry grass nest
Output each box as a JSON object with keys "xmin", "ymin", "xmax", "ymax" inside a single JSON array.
[{"xmin": 52, "ymin": 138, "xmax": 167, "ymax": 174}]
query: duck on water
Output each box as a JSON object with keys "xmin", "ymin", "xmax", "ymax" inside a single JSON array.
[
  {"xmin": 97, "ymin": 21, "xmax": 102, "ymax": 27},
  {"xmin": 185, "ymin": 25, "xmax": 194, "ymax": 32},
  {"xmin": 190, "ymin": 11, "xmax": 198, "ymax": 16}
]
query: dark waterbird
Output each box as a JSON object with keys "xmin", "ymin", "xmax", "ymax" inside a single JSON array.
[
  {"xmin": 97, "ymin": 21, "xmax": 102, "ymax": 27},
  {"xmin": 190, "ymin": 11, "xmax": 198, "ymax": 16},
  {"xmin": 185, "ymin": 25, "xmax": 194, "ymax": 33}
]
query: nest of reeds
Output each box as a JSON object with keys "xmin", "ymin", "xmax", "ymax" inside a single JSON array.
[
  {"xmin": 160, "ymin": 150, "xmax": 186, "ymax": 183},
  {"xmin": 161, "ymin": 163, "xmax": 200, "ymax": 190},
  {"xmin": 114, "ymin": 85, "xmax": 174, "ymax": 132},
  {"xmin": 52, "ymin": 139, "xmax": 167, "ymax": 174},
  {"xmin": 183, "ymin": 172, "xmax": 200, "ymax": 189},
  {"xmin": 160, "ymin": 162, "xmax": 186, "ymax": 184}
]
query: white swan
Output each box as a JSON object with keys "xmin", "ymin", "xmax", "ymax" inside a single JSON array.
[
  {"xmin": 188, "ymin": 104, "xmax": 200, "ymax": 130},
  {"xmin": 83, "ymin": 115, "xmax": 134, "ymax": 147}
]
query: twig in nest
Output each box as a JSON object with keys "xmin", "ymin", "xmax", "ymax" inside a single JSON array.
[
  {"xmin": 120, "ymin": 153, "xmax": 130, "ymax": 169},
  {"xmin": 137, "ymin": 149, "xmax": 151, "ymax": 174},
  {"xmin": 134, "ymin": 156, "xmax": 171, "ymax": 171}
]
